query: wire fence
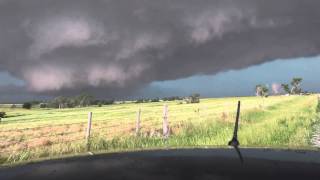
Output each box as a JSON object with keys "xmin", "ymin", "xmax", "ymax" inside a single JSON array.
[
  {"xmin": 0, "ymin": 99, "xmax": 259, "ymax": 157},
  {"xmin": 0, "ymin": 104, "xmax": 205, "ymax": 155}
]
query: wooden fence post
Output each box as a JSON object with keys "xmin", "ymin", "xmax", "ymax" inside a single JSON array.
[
  {"xmin": 135, "ymin": 108, "xmax": 141, "ymax": 136},
  {"xmin": 163, "ymin": 104, "xmax": 169, "ymax": 138},
  {"xmin": 86, "ymin": 112, "xmax": 93, "ymax": 147}
]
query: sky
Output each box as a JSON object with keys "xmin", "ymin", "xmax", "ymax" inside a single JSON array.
[
  {"xmin": 137, "ymin": 56, "xmax": 320, "ymax": 98},
  {"xmin": 1, "ymin": 56, "xmax": 319, "ymax": 102},
  {"xmin": 1, "ymin": 0, "xmax": 320, "ymax": 102}
]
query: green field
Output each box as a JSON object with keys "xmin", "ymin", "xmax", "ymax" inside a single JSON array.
[{"xmin": 0, "ymin": 95, "xmax": 319, "ymax": 165}]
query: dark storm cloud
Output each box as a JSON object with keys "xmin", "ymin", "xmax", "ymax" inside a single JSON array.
[{"xmin": 1, "ymin": 0, "xmax": 320, "ymax": 98}]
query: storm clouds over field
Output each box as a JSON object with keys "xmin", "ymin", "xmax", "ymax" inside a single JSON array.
[{"xmin": 1, "ymin": 0, "xmax": 320, "ymax": 98}]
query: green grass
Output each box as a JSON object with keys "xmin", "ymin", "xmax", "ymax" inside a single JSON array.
[{"xmin": 0, "ymin": 95, "xmax": 319, "ymax": 165}]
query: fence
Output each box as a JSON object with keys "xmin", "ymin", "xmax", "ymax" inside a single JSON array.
[
  {"xmin": 0, "ymin": 99, "xmax": 250, "ymax": 157},
  {"xmin": 0, "ymin": 104, "xmax": 192, "ymax": 155}
]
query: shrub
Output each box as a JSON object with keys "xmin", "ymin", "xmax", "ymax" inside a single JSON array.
[
  {"xmin": 11, "ymin": 104, "xmax": 17, "ymax": 109},
  {"xmin": 22, "ymin": 102, "xmax": 32, "ymax": 109},
  {"xmin": 184, "ymin": 94, "xmax": 200, "ymax": 104},
  {"xmin": 151, "ymin": 98, "xmax": 160, "ymax": 102},
  {"xmin": 190, "ymin": 94, "xmax": 200, "ymax": 103},
  {"xmin": 135, "ymin": 99, "xmax": 144, "ymax": 103},
  {"xmin": 104, "ymin": 99, "xmax": 114, "ymax": 105},
  {"xmin": 0, "ymin": 112, "xmax": 6, "ymax": 118},
  {"xmin": 317, "ymin": 98, "xmax": 320, "ymax": 113},
  {"xmin": 162, "ymin": 96, "xmax": 182, "ymax": 101},
  {"xmin": 0, "ymin": 112, "xmax": 5, "ymax": 122},
  {"xmin": 30, "ymin": 101, "xmax": 41, "ymax": 105},
  {"xmin": 39, "ymin": 103, "xmax": 47, "ymax": 108}
]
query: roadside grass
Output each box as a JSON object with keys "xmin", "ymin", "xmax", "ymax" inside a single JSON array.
[{"xmin": 0, "ymin": 95, "xmax": 319, "ymax": 165}]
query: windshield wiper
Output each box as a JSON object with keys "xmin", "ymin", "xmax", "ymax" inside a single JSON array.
[{"xmin": 228, "ymin": 101, "xmax": 244, "ymax": 164}]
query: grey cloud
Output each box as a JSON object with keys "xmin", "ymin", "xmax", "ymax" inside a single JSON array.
[{"xmin": 0, "ymin": 0, "xmax": 320, "ymax": 98}]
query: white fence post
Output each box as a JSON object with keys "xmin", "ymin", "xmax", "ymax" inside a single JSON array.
[
  {"xmin": 86, "ymin": 112, "xmax": 93, "ymax": 146},
  {"xmin": 163, "ymin": 104, "xmax": 169, "ymax": 138},
  {"xmin": 136, "ymin": 108, "xmax": 141, "ymax": 136}
]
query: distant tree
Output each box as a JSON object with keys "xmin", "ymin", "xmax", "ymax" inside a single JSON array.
[
  {"xmin": 0, "ymin": 112, "xmax": 5, "ymax": 122},
  {"xmin": 11, "ymin": 104, "xmax": 17, "ymax": 109},
  {"xmin": 281, "ymin": 84, "xmax": 290, "ymax": 94},
  {"xmin": 162, "ymin": 96, "xmax": 182, "ymax": 101},
  {"xmin": 255, "ymin": 85, "xmax": 263, "ymax": 97},
  {"xmin": 92, "ymin": 100, "xmax": 101, "ymax": 105},
  {"xmin": 185, "ymin": 93, "xmax": 200, "ymax": 103},
  {"xmin": 77, "ymin": 94, "xmax": 94, "ymax": 107},
  {"xmin": 290, "ymin": 77, "xmax": 303, "ymax": 94},
  {"xmin": 255, "ymin": 85, "xmax": 269, "ymax": 97},
  {"xmin": 22, "ymin": 102, "xmax": 32, "ymax": 109},
  {"xmin": 0, "ymin": 112, "xmax": 6, "ymax": 118},
  {"xmin": 151, "ymin": 97, "xmax": 160, "ymax": 102},
  {"xmin": 54, "ymin": 96, "xmax": 68, "ymax": 109},
  {"xmin": 46, "ymin": 94, "xmax": 97, "ymax": 109},
  {"xmin": 66, "ymin": 97, "xmax": 78, "ymax": 108},
  {"xmin": 104, "ymin": 99, "xmax": 115, "ymax": 105},
  {"xmin": 30, "ymin": 101, "xmax": 41, "ymax": 105},
  {"xmin": 39, "ymin": 103, "xmax": 47, "ymax": 108},
  {"xmin": 135, "ymin": 99, "xmax": 144, "ymax": 103},
  {"xmin": 262, "ymin": 86, "xmax": 269, "ymax": 97},
  {"xmin": 96, "ymin": 99, "xmax": 115, "ymax": 105}
]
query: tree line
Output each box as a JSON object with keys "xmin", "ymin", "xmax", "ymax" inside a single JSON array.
[
  {"xmin": 20, "ymin": 94, "xmax": 114, "ymax": 109},
  {"xmin": 255, "ymin": 77, "xmax": 306, "ymax": 97},
  {"xmin": 135, "ymin": 94, "xmax": 200, "ymax": 104},
  {"xmin": 19, "ymin": 93, "xmax": 201, "ymax": 110}
]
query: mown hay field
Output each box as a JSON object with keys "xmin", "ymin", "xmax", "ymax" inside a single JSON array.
[{"xmin": 0, "ymin": 95, "xmax": 319, "ymax": 165}]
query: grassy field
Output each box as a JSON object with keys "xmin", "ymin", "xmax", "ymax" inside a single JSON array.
[{"xmin": 0, "ymin": 95, "xmax": 319, "ymax": 165}]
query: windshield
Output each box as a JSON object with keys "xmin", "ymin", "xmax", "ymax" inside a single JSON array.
[{"xmin": 0, "ymin": 0, "xmax": 320, "ymax": 166}]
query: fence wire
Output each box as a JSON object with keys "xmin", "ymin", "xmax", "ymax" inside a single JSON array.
[{"xmin": 0, "ymin": 105, "xmax": 227, "ymax": 156}]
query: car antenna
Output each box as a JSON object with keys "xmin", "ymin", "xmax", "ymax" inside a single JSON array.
[{"xmin": 228, "ymin": 101, "xmax": 244, "ymax": 164}]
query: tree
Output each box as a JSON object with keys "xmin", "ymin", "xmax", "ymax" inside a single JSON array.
[
  {"xmin": 255, "ymin": 85, "xmax": 263, "ymax": 97},
  {"xmin": 77, "ymin": 94, "xmax": 94, "ymax": 107},
  {"xmin": 255, "ymin": 85, "xmax": 269, "ymax": 97},
  {"xmin": 185, "ymin": 93, "xmax": 200, "ymax": 103},
  {"xmin": 135, "ymin": 98, "xmax": 144, "ymax": 103},
  {"xmin": 54, "ymin": 96, "xmax": 68, "ymax": 109},
  {"xmin": 261, "ymin": 86, "xmax": 269, "ymax": 97},
  {"xmin": 39, "ymin": 103, "xmax": 48, "ymax": 108},
  {"xmin": 162, "ymin": 96, "xmax": 182, "ymax": 101},
  {"xmin": 65, "ymin": 98, "xmax": 76, "ymax": 108},
  {"xmin": 0, "ymin": 112, "xmax": 6, "ymax": 118},
  {"xmin": 151, "ymin": 97, "xmax": 160, "ymax": 102},
  {"xmin": 102, "ymin": 99, "xmax": 115, "ymax": 105},
  {"xmin": 0, "ymin": 112, "xmax": 5, "ymax": 122},
  {"xmin": 281, "ymin": 84, "xmax": 290, "ymax": 94},
  {"xmin": 22, "ymin": 102, "xmax": 32, "ymax": 109},
  {"xmin": 48, "ymin": 94, "xmax": 96, "ymax": 109},
  {"xmin": 290, "ymin": 77, "xmax": 303, "ymax": 94}
]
